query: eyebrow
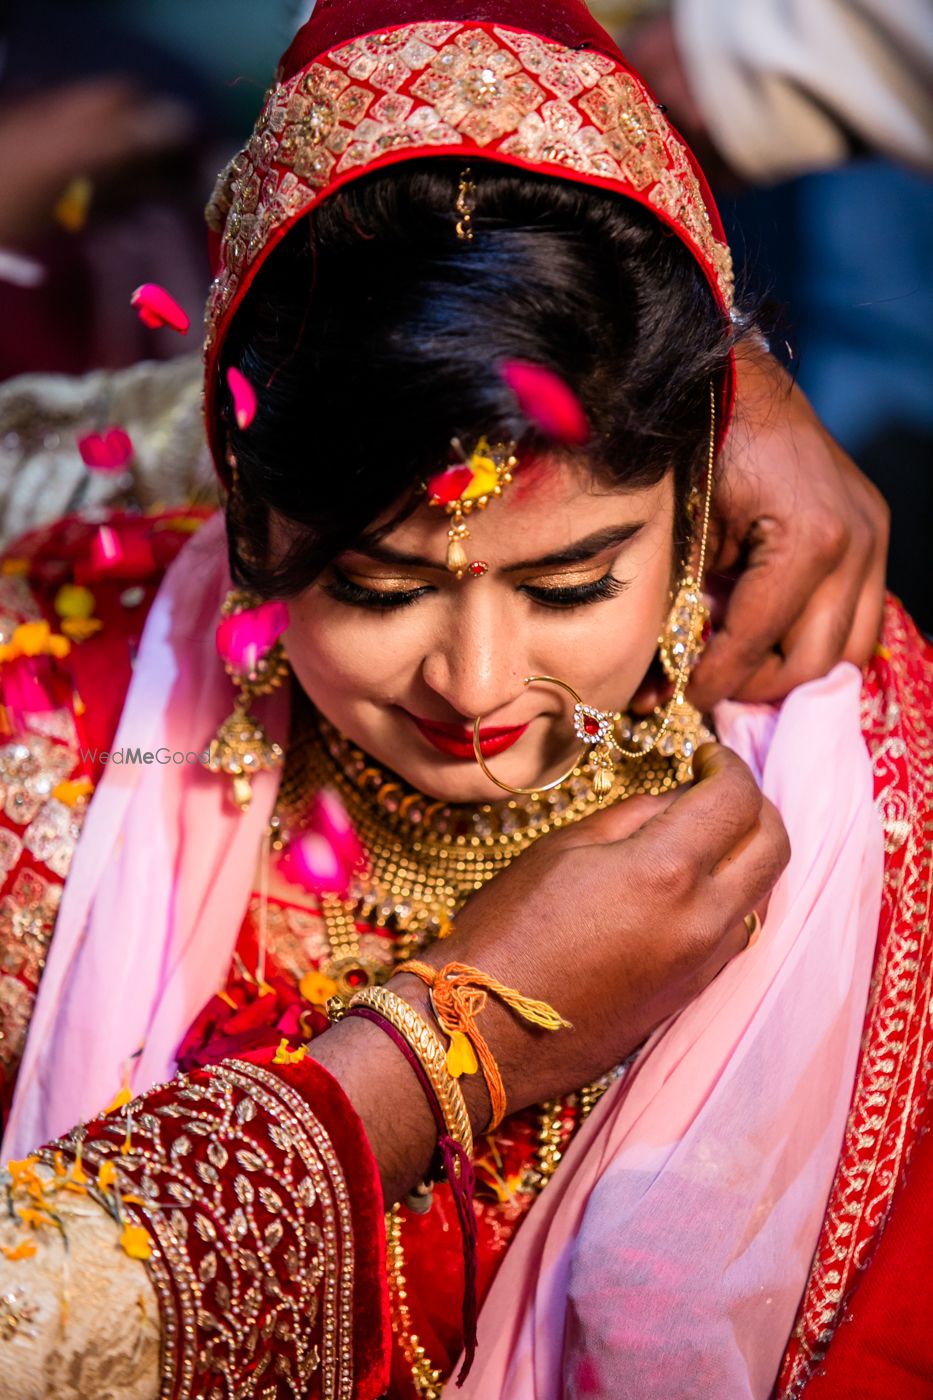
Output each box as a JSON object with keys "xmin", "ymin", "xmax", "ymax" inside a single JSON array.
[{"xmin": 350, "ymin": 522, "xmax": 647, "ymax": 573}]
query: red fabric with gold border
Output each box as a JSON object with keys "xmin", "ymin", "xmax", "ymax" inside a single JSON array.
[{"xmin": 777, "ymin": 601, "xmax": 933, "ymax": 1396}]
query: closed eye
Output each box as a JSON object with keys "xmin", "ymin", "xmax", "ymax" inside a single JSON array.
[
  {"xmin": 521, "ymin": 573, "xmax": 630, "ymax": 607},
  {"xmin": 322, "ymin": 566, "xmax": 630, "ymax": 611}
]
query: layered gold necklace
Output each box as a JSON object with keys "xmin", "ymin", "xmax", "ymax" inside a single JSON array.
[{"xmin": 268, "ymin": 686, "xmax": 698, "ymax": 997}]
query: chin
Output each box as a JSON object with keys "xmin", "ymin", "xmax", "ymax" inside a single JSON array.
[
  {"xmin": 395, "ymin": 761, "xmax": 518, "ymax": 806},
  {"xmin": 377, "ymin": 736, "xmax": 573, "ymax": 807}
]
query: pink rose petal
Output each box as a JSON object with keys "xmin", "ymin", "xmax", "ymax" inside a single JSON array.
[
  {"xmin": 501, "ymin": 360, "xmax": 589, "ymax": 445},
  {"xmin": 276, "ymin": 788, "xmax": 365, "ymax": 898},
  {"xmin": 1, "ymin": 656, "xmax": 57, "ymax": 730},
  {"xmin": 427, "ymin": 464, "xmax": 475, "ymax": 504},
  {"xmin": 215, "ymin": 599, "xmax": 289, "ymax": 676},
  {"xmin": 85, "ymin": 527, "xmax": 157, "ymax": 581},
  {"xmin": 226, "ymin": 366, "xmax": 257, "ymax": 430},
  {"xmin": 93, "ymin": 525, "xmax": 122, "ymax": 567},
  {"xmin": 130, "ymin": 282, "xmax": 190, "ymax": 334},
  {"xmin": 78, "ymin": 427, "xmax": 134, "ymax": 472}
]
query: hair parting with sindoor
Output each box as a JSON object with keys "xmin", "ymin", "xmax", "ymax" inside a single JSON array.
[{"xmin": 219, "ymin": 160, "xmax": 740, "ymax": 597}]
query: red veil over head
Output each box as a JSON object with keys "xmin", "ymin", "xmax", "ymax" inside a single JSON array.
[{"xmin": 203, "ymin": 0, "xmax": 736, "ymax": 476}]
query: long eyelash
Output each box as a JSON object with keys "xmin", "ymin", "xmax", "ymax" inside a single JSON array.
[
  {"xmin": 323, "ymin": 568, "xmax": 631, "ymax": 613},
  {"xmin": 523, "ymin": 573, "xmax": 630, "ymax": 607},
  {"xmin": 323, "ymin": 568, "xmax": 429, "ymax": 611}
]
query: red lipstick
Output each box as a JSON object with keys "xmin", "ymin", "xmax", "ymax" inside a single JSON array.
[{"xmin": 408, "ymin": 713, "xmax": 530, "ymax": 761}]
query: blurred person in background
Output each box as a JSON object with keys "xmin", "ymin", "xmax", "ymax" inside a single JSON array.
[
  {"xmin": 600, "ymin": 0, "xmax": 933, "ymax": 628},
  {"xmin": 0, "ymin": 0, "xmax": 315, "ymax": 379},
  {"xmin": 0, "ymin": 1, "xmax": 319, "ymax": 541}
]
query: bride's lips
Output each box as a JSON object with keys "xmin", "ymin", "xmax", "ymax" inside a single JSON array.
[{"xmin": 407, "ymin": 712, "xmax": 530, "ymax": 760}]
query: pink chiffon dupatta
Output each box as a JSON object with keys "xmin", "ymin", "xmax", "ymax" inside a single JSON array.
[
  {"xmin": 3, "ymin": 515, "xmax": 288, "ymax": 1158},
  {"xmin": 457, "ymin": 664, "xmax": 883, "ymax": 1398}
]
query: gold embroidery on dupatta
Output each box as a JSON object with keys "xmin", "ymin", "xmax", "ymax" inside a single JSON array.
[
  {"xmin": 204, "ymin": 20, "xmax": 734, "ymax": 351},
  {"xmin": 779, "ymin": 602, "xmax": 933, "ymax": 1394}
]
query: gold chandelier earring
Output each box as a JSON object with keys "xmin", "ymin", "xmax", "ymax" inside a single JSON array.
[
  {"xmin": 203, "ymin": 588, "xmax": 289, "ymax": 810},
  {"xmin": 473, "ymin": 676, "xmax": 621, "ymax": 805},
  {"xmin": 616, "ymin": 383, "xmax": 716, "ymax": 763}
]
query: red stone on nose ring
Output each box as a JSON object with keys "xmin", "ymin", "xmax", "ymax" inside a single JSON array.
[{"xmin": 468, "ymin": 561, "xmax": 488, "ymax": 577}]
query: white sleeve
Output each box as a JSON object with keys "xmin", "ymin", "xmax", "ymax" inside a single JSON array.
[{"xmin": 672, "ymin": 0, "xmax": 933, "ymax": 181}]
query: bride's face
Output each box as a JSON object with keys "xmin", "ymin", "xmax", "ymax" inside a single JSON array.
[{"xmin": 282, "ymin": 456, "xmax": 677, "ymax": 803}]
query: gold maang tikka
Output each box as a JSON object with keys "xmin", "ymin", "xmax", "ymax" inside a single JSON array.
[
  {"xmin": 473, "ymin": 383, "xmax": 718, "ymax": 801},
  {"xmin": 455, "ymin": 167, "xmax": 477, "ymax": 241},
  {"xmin": 426, "ymin": 435, "xmax": 518, "ymax": 578}
]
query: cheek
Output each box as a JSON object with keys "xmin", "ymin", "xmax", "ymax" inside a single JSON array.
[
  {"xmin": 282, "ymin": 592, "xmax": 421, "ymax": 708},
  {"xmin": 590, "ymin": 542, "xmax": 673, "ymax": 702}
]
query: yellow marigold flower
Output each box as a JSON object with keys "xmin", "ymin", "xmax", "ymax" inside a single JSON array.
[
  {"xmin": 445, "ymin": 1030, "xmax": 479, "ymax": 1078},
  {"xmin": 104, "ymin": 1080, "xmax": 133, "ymax": 1114},
  {"xmin": 17, "ymin": 1206, "xmax": 55, "ymax": 1230},
  {"xmin": 54, "ymin": 176, "xmax": 93, "ymax": 233},
  {"xmin": 6, "ymin": 1157, "xmax": 41, "ymax": 1191},
  {"xmin": 97, "ymin": 1160, "xmax": 117, "ymax": 1190},
  {"xmin": 299, "ymin": 970, "xmax": 338, "ymax": 1006},
  {"xmin": 68, "ymin": 1155, "xmax": 89, "ymax": 1187},
  {"xmin": 119, "ymin": 1224, "xmax": 153, "ymax": 1261},
  {"xmin": 53, "ymin": 777, "xmax": 95, "ymax": 807},
  {"xmin": 54, "ymin": 583, "xmax": 95, "ymax": 620},
  {"xmin": 461, "ymin": 452, "xmax": 500, "ymax": 501},
  {"xmin": 150, "ymin": 515, "xmax": 204, "ymax": 534},
  {"xmin": 60, "ymin": 616, "xmax": 104, "ymax": 643},
  {"xmin": 488, "ymin": 1168, "xmax": 527, "ymax": 1207},
  {"xmin": 0, "ymin": 620, "xmax": 70, "ymax": 663},
  {"xmin": 1, "ymin": 1239, "xmax": 37, "ymax": 1261},
  {"xmin": 272, "ymin": 1038, "xmax": 308, "ymax": 1065}
]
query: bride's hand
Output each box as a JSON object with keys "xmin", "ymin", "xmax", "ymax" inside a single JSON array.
[{"xmin": 315, "ymin": 743, "xmax": 789, "ymax": 1199}]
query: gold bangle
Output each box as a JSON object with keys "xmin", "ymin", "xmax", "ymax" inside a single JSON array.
[{"xmin": 348, "ymin": 985, "xmax": 474, "ymax": 1160}]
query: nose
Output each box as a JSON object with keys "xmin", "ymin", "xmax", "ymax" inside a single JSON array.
[{"xmin": 421, "ymin": 593, "xmax": 526, "ymax": 722}]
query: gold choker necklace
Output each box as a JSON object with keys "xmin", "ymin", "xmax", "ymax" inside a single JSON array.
[{"xmin": 267, "ymin": 691, "xmax": 701, "ymax": 994}]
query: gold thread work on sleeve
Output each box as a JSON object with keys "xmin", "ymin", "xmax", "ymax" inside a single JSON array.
[{"xmin": 43, "ymin": 1058, "xmax": 358, "ymax": 1400}]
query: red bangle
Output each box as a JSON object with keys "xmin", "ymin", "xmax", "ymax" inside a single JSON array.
[{"xmin": 345, "ymin": 1003, "xmax": 480, "ymax": 1383}]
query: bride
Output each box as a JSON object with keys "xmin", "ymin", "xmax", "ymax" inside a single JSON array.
[{"xmin": 0, "ymin": 1, "xmax": 928, "ymax": 1397}]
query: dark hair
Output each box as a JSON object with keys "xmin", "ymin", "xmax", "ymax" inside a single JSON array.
[{"xmin": 220, "ymin": 160, "xmax": 736, "ymax": 597}]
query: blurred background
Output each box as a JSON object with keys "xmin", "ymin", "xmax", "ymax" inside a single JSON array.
[{"xmin": 0, "ymin": 0, "xmax": 930, "ymax": 624}]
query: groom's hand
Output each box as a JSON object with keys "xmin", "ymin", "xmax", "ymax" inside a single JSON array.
[{"xmin": 689, "ymin": 345, "xmax": 889, "ymax": 710}]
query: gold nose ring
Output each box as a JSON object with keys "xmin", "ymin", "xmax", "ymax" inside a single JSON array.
[{"xmin": 472, "ymin": 675, "xmax": 620, "ymax": 802}]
